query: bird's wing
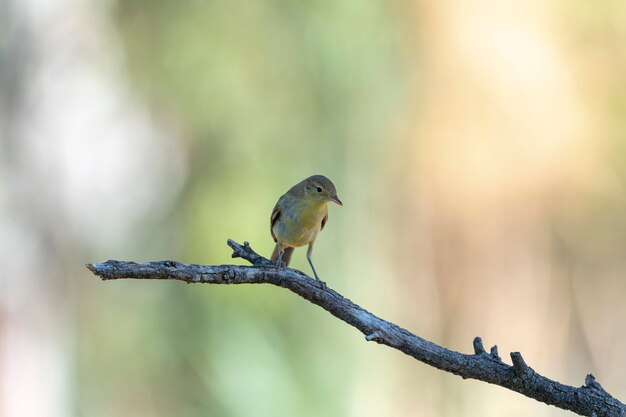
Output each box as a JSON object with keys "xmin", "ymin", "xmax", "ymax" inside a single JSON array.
[
  {"xmin": 270, "ymin": 196, "xmax": 283, "ymax": 243},
  {"xmin": 320, "ymin": 209, "xmax": 328, "ymax": 231}
]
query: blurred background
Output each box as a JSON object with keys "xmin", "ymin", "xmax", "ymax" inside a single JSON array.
[{"xmin": 1, "ymin": 0, "xmax": 625, "ymax": 416}]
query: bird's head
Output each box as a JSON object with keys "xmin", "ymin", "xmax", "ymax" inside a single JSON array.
[{"xmin": 303, "ymin": 175, "xmax": 342, "ymax": 206}]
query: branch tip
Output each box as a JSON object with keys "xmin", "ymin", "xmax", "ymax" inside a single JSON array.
[
  {"xmin": 511, "ymin": 352, "xmax": 531, "ymax": 377},
  {"xmin": 585, "ymin": 374, "xmax": 606, "ymax": 392},
  {"xmin": 473, "ymin": 337, "xmax": 486, "ymax": 355},
  {"xmin": 490, "ymin": 345, "xmax": 501, "ymax": 361},
  {"xmin": 227, "ymin": 239, "xmax": 240, "ymax": 258},
  {"xmin": 226, "ymin": 239, "xmax": 272, "ymax": 267}
]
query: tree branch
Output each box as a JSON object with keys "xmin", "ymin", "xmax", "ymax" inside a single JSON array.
[{"xmin": 86, "ymin": 239, "xmax": 625, "ymax": 417}]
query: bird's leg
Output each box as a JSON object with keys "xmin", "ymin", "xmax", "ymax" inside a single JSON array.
[
  {"xmin": 307, "ymin": 242, "xmax": 326, "ymax": 289},
  {"xmin": 275, "ymin": 245, "xmax": 286, "ymax": 268}
]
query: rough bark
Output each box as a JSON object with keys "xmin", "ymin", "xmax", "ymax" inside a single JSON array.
[{"xmin": 86, "ymin": 239, "xmax": 625, "ymax": 417}]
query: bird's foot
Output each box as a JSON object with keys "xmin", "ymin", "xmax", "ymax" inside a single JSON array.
[
  {"xmin": 274, "ymin": 259, "xmax": 286, "ymax": 268},
  {"xmin": 312, "ymin": 275, "xmax": 327, "ymax": 289}
]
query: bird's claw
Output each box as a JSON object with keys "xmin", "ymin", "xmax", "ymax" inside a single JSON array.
[{"xmin": 312, "ymin": 275, "xmax": 326, "ymax": 289}]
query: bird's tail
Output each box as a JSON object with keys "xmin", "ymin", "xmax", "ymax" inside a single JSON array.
[{"xmin": 270, "ymin": 244, "xmax": 294, "ymax": 266}]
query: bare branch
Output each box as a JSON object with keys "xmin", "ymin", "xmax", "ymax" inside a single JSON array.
[{"xmin": 87, "ymin": 239, "xmax": 626, "ymax": 417}]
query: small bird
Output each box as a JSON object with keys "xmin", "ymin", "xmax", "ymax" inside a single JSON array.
[{"xmin": 270, "ymin": 175, "xmax": 342, "ymax": 281}]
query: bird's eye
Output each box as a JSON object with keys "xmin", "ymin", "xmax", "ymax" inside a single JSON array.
[{"xmin": 316, "ymin": 186, "xmax": 323, "ymax": 193}]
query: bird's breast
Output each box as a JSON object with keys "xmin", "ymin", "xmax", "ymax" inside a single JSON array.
[{"xmin": 273, "ymin": 200, "xmax": 327, "ymax": 248}]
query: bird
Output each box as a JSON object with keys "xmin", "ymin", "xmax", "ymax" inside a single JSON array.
[{"xmin": 270, "ymin": 175, "xmax": 342, "ymax": 282}]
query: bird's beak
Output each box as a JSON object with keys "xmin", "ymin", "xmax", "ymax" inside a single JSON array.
[{"xmin": 330, "ymin": 195, "xmax": 343, "ymax": 206}]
